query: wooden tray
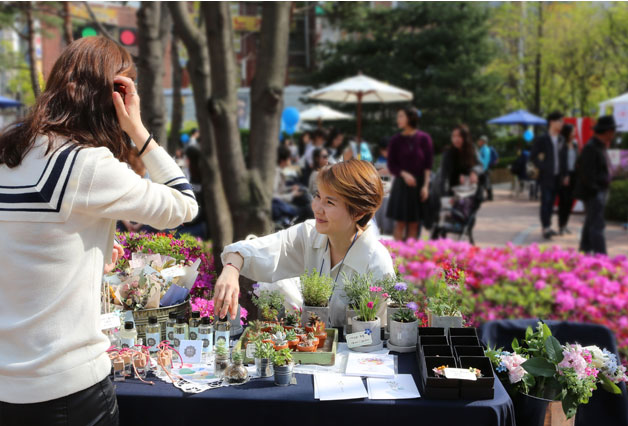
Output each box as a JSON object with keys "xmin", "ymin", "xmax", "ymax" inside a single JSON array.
[{"xmin": 235, "ymin": 328, "xmax": 339, "ymax": 366}]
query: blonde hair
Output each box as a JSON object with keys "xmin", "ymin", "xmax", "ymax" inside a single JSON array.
[{"xmin": 317, "ymin": 160, "xmax": 384, "ymax": 229}]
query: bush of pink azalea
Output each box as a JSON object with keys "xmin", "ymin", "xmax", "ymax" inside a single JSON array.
[{"xmin": 382, "ymin": 238, "xmax": 628, "ymax": 359}]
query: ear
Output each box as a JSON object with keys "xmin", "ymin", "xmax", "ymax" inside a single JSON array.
[{"xmin": 353, "ymin": 212, "xmax": 366, "ymax": 224}]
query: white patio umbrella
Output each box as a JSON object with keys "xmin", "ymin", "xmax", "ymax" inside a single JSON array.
[
  {"xmin": 307, "ymin": 73, "xmax": 413, "ymax": 150},
  {"xmin": 300, "ymin": 104, "xmax": 353, "ymax": 129}
]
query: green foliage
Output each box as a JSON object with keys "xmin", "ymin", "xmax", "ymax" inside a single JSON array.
[
  {"xmin": 254, "ymin": 341, "xmax": 275, "ymax": 360},
  {"xmin": 382, "ymin": 275, "xmax": 411, "ymax": 307},
  {"xmin": 285, "ymin": 329, "xmax": 297, "ymax": 342},
  {"xmin": 342, "ymin": 272, "xmax": 373, "ymax": 309},
  {"xmin": 605, "ymin": 180, "xmax": 628, "ymax": 222},
  {"xmin": 391, "ymin": 308, "xmax": 417, "ymax": 323},
  {"xmin": 311, "ymin": 2, "xmax": 502, "ymax": 150},
  {"xmin": 272, "ymin": 348, "xmax": 293, "ymax": 367},
  {"xmin": 426, "ymin": 265, "xmax": 469, "ymax": 317},
  {"xmin": 284, "ymin": 308, "xmax": 301, "ymax": 326},
  {"xmin": 300, "ymin": 269, "xmax": 334, "ymax": 307},
  {"xmin": 231, "ymin": 349, "xmax": 243, "ymax": 363},
  {"xmin": 215, "ymin": 340, "xmax": 228, "ymax": 357},
  {"xmin": 252, "ymin": 290, "xmax": 285, "ymax": 321}
]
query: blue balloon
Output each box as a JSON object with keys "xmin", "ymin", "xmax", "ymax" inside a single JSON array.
[
  {"xmin": 279, "ymin": 120, "xmax": 286, "ymax": 141},
  {"xmin": 523, "ymin": 129, "xmax": 534, "ymax": 142},
  {"xmin": 285, "ymin": 124, "xmax": 297, "ymax": 136},
  {"xmin": 180, "ymin": 133, "xmax": 190, "ymax": 143},
  {"xmin": 282, "ymin": 107, "xmax": 300, "ymax": 127}
]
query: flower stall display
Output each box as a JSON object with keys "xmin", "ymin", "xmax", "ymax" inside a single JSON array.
[
  {"xmin": 485, "ymin": 321, "xmax": 628, "ymax": 426},
  {"xmin": 425, "ymin": 262, "xmax": 470, "ymax": 331},
  {"xmin": 383, "ymin": 276, "xmax": 412, "ymax": 331},
  {"xmin": 350, "ymin": 285, "xmax": 388, "ymax": 352},
  {"xmin": 382, "ymin": 239, "xmax": 628, "ymax": 361},
  {"xmin": 300, "ymin": 269, "xmax": 334, "ymax": 327}
]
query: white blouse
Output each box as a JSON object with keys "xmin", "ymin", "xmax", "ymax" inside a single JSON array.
[{"xmin": 221, "ymin": 219, "xmax": 395, "ymax": 327}]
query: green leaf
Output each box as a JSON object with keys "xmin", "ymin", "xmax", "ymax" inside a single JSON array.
[
  {"xmin": 525, "ymin": 326, "xmax": 533, "ymax": 340},
  {"xmin": 542, "ymin": 323, "xmax": 553, "ymax": 340},
  {"xmin": 522, "ymin": 373, "xmax": 536, "ymax": 388},
  {"xmin": 562, "ymin": 393, "xmax": 579, "ymax": 419},
  {"xmin": 521, "ymin": 357, "xmax": 556, "ymax": 377},
  {"xmin": 544, "ymin": 336, "xmax": 564, "ymax": 363},
  {"xmin": 600, "ymin": 374, "xmax": 622, "ymax": 394},
  {"xmin": 512, "ymin": 337, "xmax": 520, "ymax": 351}
]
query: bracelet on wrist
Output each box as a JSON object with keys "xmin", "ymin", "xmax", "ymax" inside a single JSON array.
[
  {"xmin": 225, "ymin": 263, "xmax": 240, "ymax": 273},
  {"xmin": 138, "ymin": 133, "xmax": 153, "ymax": 156}
]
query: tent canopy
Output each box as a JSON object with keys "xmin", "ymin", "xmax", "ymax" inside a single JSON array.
[
  {"xmin": 598, "ymin": 92, "xmax": 628, "ymax": 117},
  {"xmin": 307, "ymin": 74, "xmax": 413, "ymax": 104},
  {"xmin": 487, "ymin": 109, "xmax": 547, "ymax": 126},
  {"xmin": 0, "ymin": 95, "xmax": 21, "ymax": 109},
  {"xmin": 300, "ymin": 104, "xmax": 353, "ymax": 121}
]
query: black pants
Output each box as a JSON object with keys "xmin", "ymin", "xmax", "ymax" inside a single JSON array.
[
  {"xmin": 540, "ymin": 176, "xmax": 560, "ymax": 229},
  {"xmin": 479, "ymin": 171, "xmax": 493, "ymax": 200},
  {"xmin": 558, "ymin": 172, "xmax": 576, "ymax": 229},
  {"xmin": 580, "ymin": 191, "xmax": 607, "ymax": 255},
  {"xmin": 0, "ymin": 377, "xmax": 119, "ymax": 426}
]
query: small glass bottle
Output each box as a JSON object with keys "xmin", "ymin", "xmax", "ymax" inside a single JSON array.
[
  {"xmin": 198, "ymin": 316, "xmax": 214, "ymax": 358},
  {"xmin": 119, "ymin": 321, "xmax": 137, "ymax": 349},
  {"xmin": 166, "ymin": 312, "xmax": 177, "ymax": 344},
  {"xmin": 173, "ymin": 315, "xmax": 189, "ymax": 350},
  {"xmin": 189, "ymin": 311, "xmax": 201, "ymax": 340},
  {"xmin": 214, "ymin": 316, "xmax": 231, "ymax": 349},
  {"xmin": 145, "ymin": 316, "xmax": 161, "ymax": 353},
  {"xmin": 113, "ymin": 357, "xmax": 126, "ymax": 382},
  {"xmin": 133, "ymin": 352, "xmax": 147, "ymax": 380}
]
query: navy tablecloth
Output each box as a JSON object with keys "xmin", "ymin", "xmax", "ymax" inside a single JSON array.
[{"xmin": 114, "ymin": 351, "xmax": 515, "ymax": 426}]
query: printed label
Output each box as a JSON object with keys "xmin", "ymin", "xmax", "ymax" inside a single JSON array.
[
  {"xmin": 199, "ymin": 332, "xmax": 214, "ymax": 354},
  {"xmin": 146, "ymin": 333, "xmax": 160, "ymax": 352},
  {"xmin": 166, "ymin": 326, "xmax": 175, "ymax": 343},
  {"xmin": 174, "ymin": 333, "xmax": 186, "ymax": 349},
  {"xmin": 189, "ymin": 327, "xmax": 199, "ymax": 340},
  {"xmin": 120, "ymin": 337, "xmax": 135, "ymax": 349},
  {"xmin": 215, "ymin": 330, "xmax": 230, "ymax": 348}
]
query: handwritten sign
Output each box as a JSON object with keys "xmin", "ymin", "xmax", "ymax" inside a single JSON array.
[
  {"xmin": 100, "ymin": 313, "xmax": 121, "ymax": 331},
  {"xmin": 346, "ymin": 331, "xmax": 373, "ymax": 348},
  {"xmin": 444, "ymin": 368, "xmax": 477, "ymax": 381}
]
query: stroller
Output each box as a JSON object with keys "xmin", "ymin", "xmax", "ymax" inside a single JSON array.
[{"xmin": 430, "ymin": 172, "xmax": 484, "ymax": 245}]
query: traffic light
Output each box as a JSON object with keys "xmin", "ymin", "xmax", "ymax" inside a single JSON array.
[{"xmin": 119, "ymin": 28, "xmax": 137, "ymax": 47}]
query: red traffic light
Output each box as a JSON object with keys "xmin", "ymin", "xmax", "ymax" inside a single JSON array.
[{"xmin": 119, "ymin": 28, "xmax": 137, "ymax": 46}]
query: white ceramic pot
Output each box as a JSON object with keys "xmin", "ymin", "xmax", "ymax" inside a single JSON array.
[
  {"xmin": 428, "ymin": 311, "xmax": 463, "ymax": 332},
  {"xmin": 386, "ymin": 305, "xmax": 402, "ymax": 332},
  {"xmin": 351, "ymin": 316, "xmax": 381, "ymax": 346},
  {"xmin": 389, "ymin": 319, "xmax": 418, "ymax": 347}
]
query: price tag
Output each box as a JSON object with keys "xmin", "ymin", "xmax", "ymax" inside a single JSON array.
[
  {"xmin": 444, "ymin": 368, "xmax": 477, "ymax": 381},
  {"xmin": 246, "ymin": 344, "xmax": 256, "ymax": 359},
  {"xmin": 346, "ymin": 331, "xmax": 373, "ymax": 348},
  {"xmin": 100, "ymin": 313, "xmax": 121, "ymax": 331},
  {"xmin": 179, "ymin": 340, "xmax": 203, "ymax": 364}
]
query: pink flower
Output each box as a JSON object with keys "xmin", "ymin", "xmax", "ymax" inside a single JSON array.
[
  {"xmin": 367, "ymin": 302, "xmax": 374, "ymax": 309},
  {"xmin": 382, "ymin": 293, "xmax": 389, "ymax": 298},
  {"xmin": 502, "ymin": 353, "xmax": 528, "ymax": 384}
]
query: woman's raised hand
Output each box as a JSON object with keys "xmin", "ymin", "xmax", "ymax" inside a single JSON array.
[{"xmin": 112, "ymin": 75, "xmax": 148, "ymax": 143}]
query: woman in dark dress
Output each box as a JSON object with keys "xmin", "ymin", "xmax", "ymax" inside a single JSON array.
[
  {"xmin": 440, "ymin": 124, "xmax": 479, "ymax": 195},
  {"xmin": 386, "ymin": 107, "xmax": 434, "ymax": 241}
]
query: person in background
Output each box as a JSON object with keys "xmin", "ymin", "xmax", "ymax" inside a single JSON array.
[
  {"xmin": 325, "ymin": 128, "xmax": 344, "ymax": 164},
  {"xmin": 575, "ymin": 116, "xmax": 616, "ymax": 255},
  {"xmin": 308, "ymin": 147, "xmax": 329, "ymax": 195},
  {"xmin": 476, "ymin": 135, "xmax": 494, "ymax": 201},
  {"xmin": 558, "ymin": 123, "xmax": 578, "ymax": 235},
  {"xmin": 188, "ymin": 128, "xmax": 200, "ymax": 147},
  {"xmin": 298, "ymin": 131, "xmax": 312, "ymax": 159},
  {"xmin": 301, "ymin": 129, "xmax": 326, "ymax": 186},
  {"xmin": 440, "ymin": 124, "xmax": 479, "ymax": 196},
  {"xmin": 374, "ymin": 137, "xmax": 390, "ymax": 177},
  {"xmin": 530, "ymin": 111, "xmax": 564, "ymax": 239},
  {"xmin": 386, "ymin": 107, "xmax": 433, "ymax": 241}
]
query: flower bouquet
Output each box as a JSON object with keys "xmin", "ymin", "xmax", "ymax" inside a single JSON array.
[
  {"xmin": 486, "ymin": 321, "xmax": 628, "ymax": 425},
  {"xmin": 426, "ymin": 262, "xmax": 470, "ymax": 330}
]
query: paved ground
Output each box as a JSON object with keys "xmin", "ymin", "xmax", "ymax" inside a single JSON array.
[{"xmin": 469, "ymin": 184, "xmax": 628, "ymax": 257}]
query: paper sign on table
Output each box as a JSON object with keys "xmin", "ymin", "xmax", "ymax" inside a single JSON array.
[
  {"xmin": 246, "ymin": 343, "xmax": 256, "ymax": 359},
  {"xmin": 345, "ymin": 353, "xmax": 396, "ymax": 379},
  {"xmin": 444, "ymin": 368, "xmax": 477, "ymax": 381},
  {"xmin": 346, "ymin": 331, "xmax": 373, "ymax": 348},
  {"xmin": 179, "ymin": 340, "xmax": 203, "ymax": 364},
  {"xmin": 367, "ymin": 375, "xmax": 421, "ymax": 400},
  {"xmin": 100, "ymin": 313, "xmax": 121, "ymax": 330},
  {"xmin": 314, "ymin": 373, "xmax": 368, "ymax": 401}
]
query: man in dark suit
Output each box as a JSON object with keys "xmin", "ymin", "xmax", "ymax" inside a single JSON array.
[
  {"xmin": 575, "ymin": 115, "xmax": 616, "ymax": 255},
  {"xmin": 530, "ymin": 111, "xmax": 564, "ymax": 239}
]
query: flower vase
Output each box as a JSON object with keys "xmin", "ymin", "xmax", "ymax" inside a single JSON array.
[
  {"xmin": 513, "ymin": 393, "xmax": 575, "ymax": 426},
  {"xmin": 389, "ymin": 319, "xmax": 418, "ymax": 348},
  {"xmin": 427, "ymin": 310, "xmax": 463, "ymax": 332},
  {"xmin": 351, "ymin": 316, "xmax": 382, "ymax": 352}
]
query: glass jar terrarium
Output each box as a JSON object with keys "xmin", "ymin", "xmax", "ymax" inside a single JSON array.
[{"xmin": 223, "ymin": 351, "xmax": 249, "ymax": 385}]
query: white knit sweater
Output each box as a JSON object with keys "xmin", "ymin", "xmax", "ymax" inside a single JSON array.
[{"xmin": 0, "ymin": 136, "xmax": 198, "ymax": 403}]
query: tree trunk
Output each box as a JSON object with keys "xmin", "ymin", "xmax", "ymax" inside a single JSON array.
[
  {"xmin": 202, "ymin": 2, "xmax": 268, "ymax": 242},
  {"xmin": 136, "ymin": 2, "xmax": 169, "ymax": 150},
  {"xmin": 248, "ymin": 2, "xmax": 291, "ymax": 234},
  {"xmin": 533, "ymin": 2, "xmax": 543, "ymax": 115},
  {"xmin": 168, "ymin": 1, "xmax": 233, "ymax": 261},
  {"xmin": 25, "ymin": 2, "xmax": 40, "ymax": 99},
  {"xmin": 168, "ymin": 35, "xmax": 183, "ymax": 155},
  {"xmin": 62, "ymin": 2, "xmax": 73, "ymax": 45}
]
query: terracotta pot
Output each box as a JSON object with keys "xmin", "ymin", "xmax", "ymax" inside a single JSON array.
[
  {"xmin": 297, "ymin": 343, "xmax": 317, "ymax": 352},
  {"xmin": 288, "ymin": 339, "xmax": 299, "ymax": 350},
  {"xmin": 296, "ymin": 333, "xmax": 306, "ymax": 342},
  {"xmin": 283, "ymin": 326, "xmax": 295, "ymax": 331},
  {"xmin": 315, "ymin": 333, "xmax": 327, "ymax": 348},
  {"xmin": 311, "ymin": 337, "xmax": 319, "ymax": 347},
  {"xmin": 274, "ymin": 343, "xmax": 289, "ymax": 351},
  {"xmin": 305, "ymin": 325, "xmax": 315, "ymax": 333},
  {"xmin": 262, "ymin": 327, "xmax": 273, "ymax": 333},
  {"xmin": 262, "ymin": 339, "xmax": 273, "ymax": 344}
]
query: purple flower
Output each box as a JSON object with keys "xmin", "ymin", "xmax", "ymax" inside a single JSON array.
[
  {"xmin": 394, "ymin": 282, "xmax": 408, "ymax": 291},
  {"xmin": 406, "ymin": 302, "xmax": 418, "ymax": 311},
  {"xmin": 252, "ymin": 283, "xmax": 260, "ymax": 290}
]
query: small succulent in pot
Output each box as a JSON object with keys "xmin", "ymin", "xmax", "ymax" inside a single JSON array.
[
  {"xmin": 392, "ymin": 308, "xmax": 417, "ymax": 323},
  {"xmin": 254, "ymin": 341, "xmax": 275, "ymax": 360},
  {"xmin": 260, "ymin": 332, "xmax": 273, "ymax": 343},
  {"xmin": 272, "ymin": 347, "xmax": 293, "ymax": 367},
  {"xmin": 272, "ymin": 331, "xmax": 289, "ymax": 351},
  {"xmin": 306, "ymin": 312, "xmax": 322, "ymax": 333},
  {"xmin": 284, "ymin": 307, "xmax": 301, "ymax": 328},
  {"xmin": 214, "ymin": 340, "xmax": 230, "ymax": 377},
  {"xmin": 297, "ymin": 332, "xmax": 319, "ymax": 352},
  {"xmin": 223, "ymin": 349, "xmax": 249, "ymax": 385},
  {"xmin": 271, "ymin": 323, "xmax": 285, "ymax": 334},
  {"xmin": 248, "ymin": 320, "xmax": 265, "ymax": 335},
  {"xmin": 272, "ymin": 348, "xmax": 294, "ymax": 386},
  {"xmin": 285, "ymin": 329, "xmax": 299, "ymax": 350}
]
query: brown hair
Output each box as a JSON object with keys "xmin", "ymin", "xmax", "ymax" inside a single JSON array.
[
  {"xmin": 452, "ymin": 124, "xmax": 476, "ymax": 170},
  {"xmin": 0, "ymin": 36, "xmax": 136, "ymax": 168},
  {"xmin": 317, "ymin": 160, "xmax": 384, "ymax": 229}
]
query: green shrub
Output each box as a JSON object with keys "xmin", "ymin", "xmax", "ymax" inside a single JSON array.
[{"xmin": 605, "ymin": 179, "xmax": 628, "ymax": 222}]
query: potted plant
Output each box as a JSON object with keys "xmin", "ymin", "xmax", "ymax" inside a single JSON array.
[
  {"xmin": 285, "ymin": 329, "xmax": 299, "ymax": 350},
  {"xmin": 260, "ymin": 332, "xmax": 273, "ymax": 344},
  {"xmin": 214, "ymin": 340, "xmax": 230, "ymax": 378},
  {"xmin": 426, "ymin": 262, "xmax": 469, "ymax": 331},
  {"xmin": 351, "ymin": 285, "xmax": 386, "ymax": 351},
  {"xmin": 389, "ymin": 308, "xmax": 418, "ymax": 348},
  {"xmin": 297, "ymin": 333, "xmax": 318, "ymax": 352},
  {"xmin": 272, "ymin": 348, "xmax": 294, "ymax": 386},
  {"xmin": 383, "ymin": 277, "xmax": 412, "ymax": 331},
  {"xmin": 252, "ymin": 289, "xmax": 285, "ymax": 326},
  {"xmin": 485, "ymin": 321, "xmax": 628, "ymax": 426},
  {"xmin": 271, "ymin": 323, "xmax": 285, "ymax": 335},
  {"xmin": 272, "ymin": 331, "xmax": 289, "ymax": 351},
  {"xmin": 254, "ymin": 341, "xmax": 275, "ymax": 378},
  {"xmin": 305, "ymin": 312, "xmax": 322, "ymax": 333},
  {"xmin": 342, "ymin": 272, "xmax": 372, "ymax": 333},
  {"xmin": 283, "ymin": 306, "xmax": 301, "ymax": 330},
  {"xmin": 300, "ymin": 269, "xmax": 334, "ymax": 327},
  {"xmin": 223, "ymin": 349, "xmax": 249, "ymax": 385},
  {"xmin": 294, "ymin": 327, "xmax": 306, "ymax": 342}
]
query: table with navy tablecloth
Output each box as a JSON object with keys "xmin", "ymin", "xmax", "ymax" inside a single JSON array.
[{"xmin": 114, "ymin": 350, "xmax": 515, "ymax": 426}]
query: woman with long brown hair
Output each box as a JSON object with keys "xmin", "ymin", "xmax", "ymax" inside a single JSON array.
[
  {"xmin": 0, "ymin": 37, "xmax": 197, "ymax": 424},
  {"xmin": 440, "ymin": 124, "xmax": 479, "ymax": 195}
]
